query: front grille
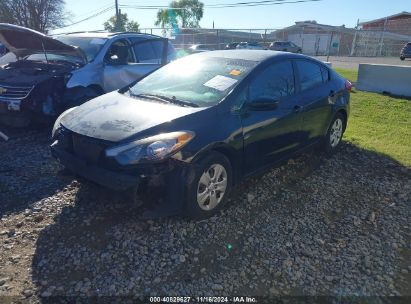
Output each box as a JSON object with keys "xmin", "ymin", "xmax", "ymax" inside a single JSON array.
[
  {"xmin": 0, "ymin": 84, "xmax": 33, "ymax": 99},
  {"xmin": 57, "ymin": 127, "xmax": 111, "ymax": 164},
  {"xmin": 72, "ymin": 134, "xmax": 106, "ymax": 164}
]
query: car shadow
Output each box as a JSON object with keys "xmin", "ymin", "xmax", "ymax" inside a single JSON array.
[
  {"xmin": 0, "ymin": 128, "xmax": 73, "ymax": 217},
  {"xmin": 29, "ymin": 142, "xmax": 410, "ymax": 298}
]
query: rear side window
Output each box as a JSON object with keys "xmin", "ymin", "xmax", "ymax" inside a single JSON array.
[
  {"xmin": 295, "ymin": 60, "xmax": 323, "ymax": 91},
  {"xmin": 249, "ymin": 60, "xmax": 295, "ymax": 101},
  {"xmin": 167, "ymin": 42, "xmax": 175, "ymax": 56},
  {"xmin": 133, "ymin": 41, "xmax": 157, "ymax": 62},
  {"xmin": 150, "ymin": 40, "xmax": 164, "ymax": 58},
  {"xmin": 321, "ymin": 66, "xmax": 330, "ymax": 82}
]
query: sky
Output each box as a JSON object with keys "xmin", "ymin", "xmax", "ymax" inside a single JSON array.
[{"xmin": 53, "ymin": 0, "xmax": 411, "ymax": 34}]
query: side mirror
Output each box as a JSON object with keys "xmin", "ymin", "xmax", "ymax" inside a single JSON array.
[{"xmin": 247, "ymin": 97, "xmax": 279, "ymax": 110}]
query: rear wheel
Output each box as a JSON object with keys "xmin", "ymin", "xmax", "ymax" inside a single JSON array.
[
  {"xmin": 324, "ymin": 113, "xmax": 345, "ymax": 155},
  {"xmin": 185, "ymin": 152, "xmax": 232, "ymax": 219}
]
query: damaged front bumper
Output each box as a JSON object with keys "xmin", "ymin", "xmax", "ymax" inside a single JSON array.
[
  {"xmin": 51, "ymin": 145, "xmax": 140, "ymax": 191},
  {"xmin": 0, "ymin": 98, "xmax": 31, "ymax": 127},
  {"xmin": 50, "ymin": 128, "xmax": 193, "ymax": 214},
  {"xmin": 50, "ymin": 135, "xmax": 190, "ymax": 193}
]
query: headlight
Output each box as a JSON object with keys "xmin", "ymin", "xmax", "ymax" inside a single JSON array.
[
  {"xmin": 105, "ymin": 131, "xmax": 195, "ymax": 165},
  {"xmin": 51, "ymin": 107, "xmax": 77, "ymax": 139},
  {"xmin": 64, "ymin": 73, "xmax": 72, "ymax": 84}
]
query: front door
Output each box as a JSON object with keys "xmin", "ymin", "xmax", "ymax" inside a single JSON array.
[
  {"xmin": 240, "ymin": 60, "xmax": 303, "ymax": 173},
  {"xmin": 103, "ymin": 38, "xmax": 168, "ymax": 92}
]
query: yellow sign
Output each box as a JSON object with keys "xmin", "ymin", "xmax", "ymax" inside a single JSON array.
[{"xmin": 229, "ymin": 70, "xmax": 241, "ymax": 76}]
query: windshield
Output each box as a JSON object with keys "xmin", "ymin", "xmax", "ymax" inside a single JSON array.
[
  {"xmin": 54, "ymin": 36, "xmax": 107, "ymax": 62},
  {"xmin": 128, "ymin": 56, "xmax": 258, "ymax": 107}
]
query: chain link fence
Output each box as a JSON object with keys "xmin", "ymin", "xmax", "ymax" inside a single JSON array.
[{"xmin": 139, "ymin": 22, "xmax": 411, "ymax": 57}]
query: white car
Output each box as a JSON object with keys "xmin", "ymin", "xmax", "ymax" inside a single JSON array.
[
  {"xmin": 0, "ymin": 23, "xmax": 176, "ymax": 126},
  {"xmin": 188, "ymin": 44, "xmax": 213, "ymax": 53},
  {"xmin": 236, "ymin": 42, "xmax": 264, "ymax": 50}
]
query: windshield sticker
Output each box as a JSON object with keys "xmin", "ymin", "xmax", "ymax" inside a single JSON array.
[
  {"xmin": 229, "ymin": 69, "xmax": 241, "ymax": 76},
  {"xmin": 204, "ymin": 75, "xmax": 238, "ymax": 91},
  {"xmin": 90, "ymin": 38, "xmax": 106, "ymax": 45}
]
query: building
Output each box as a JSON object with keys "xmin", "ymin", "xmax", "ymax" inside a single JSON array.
[
  {"xmin": 271, "ymin": 21, "xmax": 355, "ymax": 56},
  {"xmin": 352, "ymin": 12, "xmax": 411, "ymax": 56},
  {"xmin": 359, "ymin": 11, "xmax": 411, "ymax": 36}
]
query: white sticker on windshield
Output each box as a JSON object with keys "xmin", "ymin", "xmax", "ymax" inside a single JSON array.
[
  {"xmin": 204, "ymin": 75, "xmax": 238, "ymax": 91},
  {"xmin": 90, "ymin": 38, "xmax": 106, "ymax": 45}
]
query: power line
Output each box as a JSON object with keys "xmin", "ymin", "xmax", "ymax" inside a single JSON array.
[
  {"xmin": 54, "ymin": 5, "xmax": 114, "ymax": 29},
  {"xmin": 53, "ymin": 0, "xmax": 323, "ymax": 30},
  {"xmin": 119, "ymin": 0, "xmax": 322, "ymax": 9},
  {"xmin": 73, "ymin": 2, "xmax": 113, "ymax": 19},
  {"xmin": 206, "ymin": 0, "xmax": 322, "ymax": 8}
]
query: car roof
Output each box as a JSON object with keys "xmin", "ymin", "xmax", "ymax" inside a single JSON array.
[
  {"xmin": 55, "ymin": 31, "xmax": 161, "ymax": 40},
  {"xmin": 189, "ymin": 50, "xmax": 307, "ymax": 62}
]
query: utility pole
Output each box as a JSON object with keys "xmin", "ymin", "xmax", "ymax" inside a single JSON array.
[{"xmin": 115, "ymin": 0, "xmax": 120, "ymax": 31}]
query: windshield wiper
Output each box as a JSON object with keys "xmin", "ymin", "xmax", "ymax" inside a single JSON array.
[{"xmin": 128, "ymin": 92, "xmax": 199, "ymax": 108}]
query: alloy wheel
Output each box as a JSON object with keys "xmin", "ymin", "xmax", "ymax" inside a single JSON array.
[
  {"xmin": 330, "ymin": 118, "xmax": 343, "ymax": 148},
  {"xmin": 197, "ymin": 164, "xmax": 228, "ymax": 211}
]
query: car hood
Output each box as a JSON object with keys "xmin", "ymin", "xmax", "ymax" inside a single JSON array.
[
  {"xmin": 60, "ymin": 91, "xmax": 204, "ymax": 142},
  {"xmin": 0, "ymin": 23, "xmax": 86, "ymax": 62}
]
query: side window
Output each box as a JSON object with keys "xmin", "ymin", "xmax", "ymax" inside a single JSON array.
[
  {"xmin": 105, "ymin": 39, "xmax": 134, "ymax": 65},
  {"xmin": 321, "ymin": 66, "xmax": 329, "ymax": 82},
  {"xmin": 167, "ymin": 42, "xmax": 176, "ymax": 60},
  {"xmin": 133, "ymin": 40, "xmax": 164, "ymax": 63},
  {"xmin": 249, "ymin": 61, "xmax": 295, "ymax": 102},
  {"xmin": 295, "ymin": 60, "xmax": 323, "ymax": 91},
  {"xmin": 150, "ymin": 40, "xmax": 165, "ymax": 60}
]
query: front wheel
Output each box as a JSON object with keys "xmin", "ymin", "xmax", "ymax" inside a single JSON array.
[
  {"xmin": 185, "ymin": 152, "xmax": 232, "ymax": 219},
  {"xmin": 324, "ymin": 113, "xmax": 345, "ymax": 155},
  {"xmin": 400, "ymin": 56, "xmax": 405, "ymax": 61}
]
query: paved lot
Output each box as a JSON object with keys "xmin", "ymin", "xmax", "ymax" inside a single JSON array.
[
  {"xmin": 314, "ymin": 56, "xmax": 411, "ymax": 70},
  {"xmin": 0, "ymin": 128, "xmax": 410, "ymax": 300}
]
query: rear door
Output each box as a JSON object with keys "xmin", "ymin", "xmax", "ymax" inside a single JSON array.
[
  {"xmin": 293, "ymin": 59, "xmax": 334, "ymax": 145},
  {"xmin": 240, "ymin": 60, "xmax": 303, "ymax": 172}
]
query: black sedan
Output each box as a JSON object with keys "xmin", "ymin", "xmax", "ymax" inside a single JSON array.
[
  {"xmin": 51, "ymin": 50, "xmax": 351, "ymax": 218},
  {"xmin": 400, "ymin": 42, "xmax": 411, "ymax": 60}
]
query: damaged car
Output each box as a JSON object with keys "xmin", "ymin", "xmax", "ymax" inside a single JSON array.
[
  {"xmin": 0, "ymin": 23, "xmax": 175, "ymax": 127},
  {"xmin": 51, "ymin": 50, "xmax": 351, "ymax": 219}
]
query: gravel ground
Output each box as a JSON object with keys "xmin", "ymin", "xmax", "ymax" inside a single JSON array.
[
  {"xmin": 314, "ymin": 56, "xmax": 411, "ymax": 70},
  {"xmin": 0, "ymin": 128, "xmax": 410, "ymax": 301}
]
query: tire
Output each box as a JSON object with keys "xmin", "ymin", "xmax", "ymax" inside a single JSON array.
[
  {"xmin": 185, "ymin": 151, "xmax": 232, "ymax": 219},
  {"xmin": 324, "ymin": 113, "xmax": 345, "ymax": 155},
  {"xmin": 400, "ymin": 56, "xmax": 405, "ymax": 61}
]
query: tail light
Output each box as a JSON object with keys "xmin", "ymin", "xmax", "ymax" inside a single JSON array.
[{"xmin": 345, "ymin": 79, "xmax": 353, "ymax": 92}]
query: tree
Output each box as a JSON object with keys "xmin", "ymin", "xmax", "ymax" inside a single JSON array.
[
  {"xmin": 155, "ymin": 9, "xmax": 171, "ymax": 28},
  {"xmin": 103, "ymin": 12, "xmax": 139, "ymax": 32},
  {"xmin": 155, "ymin": 0, "xmax": 204, "ymax": 28},
  {"xmin": 0, "ymin": 0, "xmax": 67, "ymax": 33},
  {"xmin": 126, "ymin": 20, "xmax": 140, "ymax": 32}
]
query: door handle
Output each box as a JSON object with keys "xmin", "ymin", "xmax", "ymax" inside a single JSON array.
[{"xmin": 293, "ymin": 105, "xmax": 303, "ymax": 113}]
